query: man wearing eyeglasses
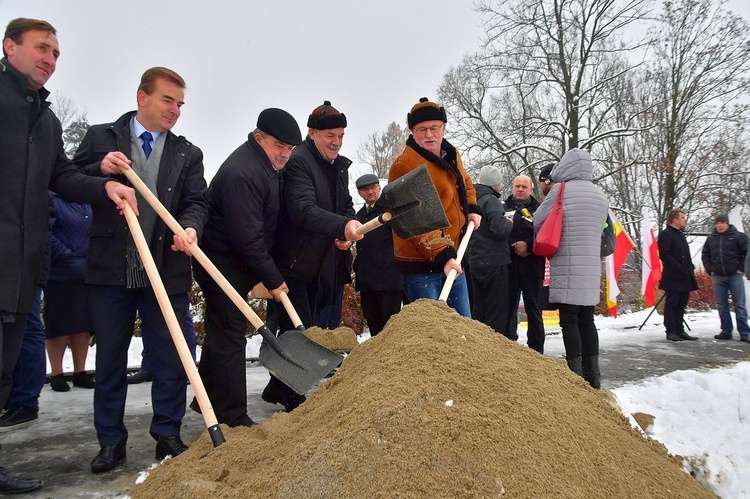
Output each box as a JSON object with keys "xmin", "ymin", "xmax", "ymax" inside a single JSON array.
[{"xmin": 388, "ymin": 97, "xmax": 482, "ymax": 317}]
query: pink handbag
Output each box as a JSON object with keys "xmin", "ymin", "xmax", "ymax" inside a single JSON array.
[{"xmin": 532, "ymin": 182, "xmax": 565, "ymax": 257}]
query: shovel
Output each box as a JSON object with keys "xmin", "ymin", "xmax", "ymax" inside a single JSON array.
[
  {"xmin": 121, "ymin": 168, "xmax": 342, "ymax": 395},
  {"xmin": 438, "ymin": 221, "xmax": 475, "ymax": 302},
  {"xmin": 355, "ymin": 164, "xmax": 449, "ymax": 238},
  {"xmin": 122, "ymin": 204, "xmax": 225, "ymax": 449}
]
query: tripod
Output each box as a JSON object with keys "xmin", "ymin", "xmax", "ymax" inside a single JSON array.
[{"xmin": 638, "ymin": 292, "xmax": 691, "ymax": 331}]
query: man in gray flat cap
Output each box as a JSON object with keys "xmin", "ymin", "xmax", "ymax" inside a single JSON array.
[
  {"xmin": 353, "ymin": 174, "xmax": 402, "ymax": 336},
  {"xmin": 193, "ymin": 108, "xmax": 302, "ymax": 427}
]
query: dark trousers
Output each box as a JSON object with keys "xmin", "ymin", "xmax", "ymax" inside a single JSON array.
[
  {"xmin": 507, "ymin": 268, "xmax": 545, "ymax": 353},
  {"xmin": 316, "ymin": 284, "xmax": 344, "ymax": 329},
  {"xmin": 10, "ymin": 287, "xmax": 46, "ymax": 410},
  {"xmin": 663, "ymin": 290, "xmax": 689, "ymax": 335},
  {"xmin": 471, "ymin": 265, "xmax": 509, "ymax": 336},
  {"xmin": 558, "ymin": 304, "xmax": 599, "ymax": 359},
  {"xmin": 0, "ymin": 314, "xmax": 28, "ymax": 412},
  {"xmin": 273, "ymin": 272, "xmax": 319, "ymax": 333},
  {"xmin": 360, "ymin": 290, "xmax": 402, "ymax": 336},
  {"xmin": 141, "ymin": 297, "xmax": 196, "ymax": 371},
  {"xmin": 194, "ymin": 262, "xmax": 254, "ymax": 425},
  {"xmin": 91, "ymin": 285, "xmax": 187, "ymax": 446}
]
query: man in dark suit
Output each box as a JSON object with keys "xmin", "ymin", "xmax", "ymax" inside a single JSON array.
[
  {"xmin": 73, "ymin": 67, "xmax": 208, "ymax": 472},
  {"xmin": 1, "ymin": 18, "xmax": 135, "ymax": 492},
  {"xmin": 195, "ymin": 108, "xmax": 301, "ymax": 426},
  {"xmin": 657, "ymin": 209, "xmax": 699, "ymax": 342},
  {"xmin": 353, "ymin": 174, "xmax": 402, "ymax": 336}
]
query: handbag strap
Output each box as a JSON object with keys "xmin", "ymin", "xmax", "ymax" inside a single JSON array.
[{"xmin": 555, "ymin": 182, "xmax": 565, "ymax": 207}]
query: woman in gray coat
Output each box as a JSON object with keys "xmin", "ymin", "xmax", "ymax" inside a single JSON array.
[{"xmin": 534, "ymin": 149, "xmax": 608, "ymax": 388}]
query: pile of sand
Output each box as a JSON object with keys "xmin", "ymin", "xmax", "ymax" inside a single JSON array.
[
  {"xmin": 133, "ymin": 299, "xmax": 713, "ymax": 498},
  {"xmin": 303, "ymin": 325, "xmax": 359, "ymax": 352}
]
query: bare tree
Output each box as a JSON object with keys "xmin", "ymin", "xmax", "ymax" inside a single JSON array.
[
  {"xmin": 357, "ymin": 122, "xmax": 410, "ymax": 177},
  {"xmin": 439, "ymin": 0, "xmax": 653, "ymax": 196},
  {"xmin": 639, "ymin": 0, "xmax": 750, "ymax": 225},
  {"xmin": 51, "ymin": 92, "xmax": 89, "ymax": 158}
]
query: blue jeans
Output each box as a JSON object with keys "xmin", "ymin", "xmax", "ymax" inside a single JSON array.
[
  {"xmin": 10, "ymin": 287, "xmax": 46, "ymax": 411},
  {"xmin": 403, "ymin": 272, "xmax": 471, "ymax": 318},
  {"xmin": 712, "ymin": 273, "xmax": 750, "ymax": 336}
]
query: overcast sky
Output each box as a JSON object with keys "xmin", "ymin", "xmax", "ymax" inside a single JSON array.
[
  {"xmin": 3, "ymin": 1, "xmax": 749, "ymax": 182},
  {"xmin": 0, "ymin": 0, "xmax": 484, "ymax": 180}
]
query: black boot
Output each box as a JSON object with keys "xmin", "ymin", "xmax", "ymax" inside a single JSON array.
[
  {"xmin": 566, "ymin": 357, "xmax": 582, "ymax": 376},
  {"xmin": 582, "ymin": 355, "xmax": 601, "ymax": 389}
]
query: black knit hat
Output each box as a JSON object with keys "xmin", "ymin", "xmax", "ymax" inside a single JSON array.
[
  {"xmin": 407, "ymin": 97, "xmax": 447, "ymax": 129},
  {"xmin": 257, "ymin": 108, "xmax": 302, "ymax": 146},
  {"xmin": 539, "ymin": 163, "xmax": 555, "ymax": 184},
  {"xmin": 714, "ymin": 214, "xmax": 729, "ymax": 224},
  {"xmin": 307, "ymin": 100, "xmax": 347, "ymax": 130}
]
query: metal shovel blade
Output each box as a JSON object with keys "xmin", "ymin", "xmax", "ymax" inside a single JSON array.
[
  {"xmin": 379, "ymin": 164, "xmax": 450, "ymax": 239},
  {"xmin": 259, "ymin": 330, "xmax": 344, "ymax": 395}
]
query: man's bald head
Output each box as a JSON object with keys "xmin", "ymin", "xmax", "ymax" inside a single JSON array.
[{"xmin": 511, "ymin": 175, "xmax": 533, "ymax": 202}]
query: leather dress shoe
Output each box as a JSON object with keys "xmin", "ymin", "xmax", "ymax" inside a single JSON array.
[
  {"xmin": 677, "ymin": 332, "xmax": 698, "ymax": 341},
  {"xmin": 126, "ymin": 369, "xmax": 153, "ymax": 384},
  {"xmin": 666, "ymin": 333, "xmax": 684, "ymax": 341},
  {"xmin": 155, "ymin": 435, "xmax": 188, "ymax": 460},
  {"xmin": 91, "ymin": 444, "xmax": 126, "ymax": 473},
  {"xmin": 0, "ymin": 466, "xmax": 42, "ymax": 494}
]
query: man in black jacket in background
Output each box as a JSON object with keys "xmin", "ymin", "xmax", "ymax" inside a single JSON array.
[
  {"xmin": 504, "ymin": 175, "xmax": 546, "ymax": 353},
  {"xmin": 701, "ymin": 214, "xmax": 749, "ymax": 342},
  {"xmin": 468, "ymin": 166, "xmax": 513, "ymax": 336},
  {"xmin": 194, "ymin": 109, "xmax": 301, "ymax": 427},
  {"xmin": 353, "ymin": 174, "xmax": 402, "ymax": 336},
  {"xmin": 266, "ymin": 101, "xmax": 362, "ymax": 412},
  {"xmin": 657, "ymin": 209, "xmax": 699, "ymax": 342}
]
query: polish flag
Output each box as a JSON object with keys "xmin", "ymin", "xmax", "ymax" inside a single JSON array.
[{"xmin": 641, "ymin": 207, "xmax": 662, "ymax": 307}]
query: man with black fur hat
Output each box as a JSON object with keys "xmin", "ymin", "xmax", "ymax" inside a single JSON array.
[
  {"xmin": 195, "ymin": 108, "xmax": 302, "ymax": 425},
  {"xmin": 702, "ymin": 213, "xmax": 749, "ymax": 342},
  {"xmin": 267, "ymin": 101, "xmax": 362, "ymax": 412},
  {"xmin": 389, "ymin": 97, "xmax": 482, "ymax": 317}
]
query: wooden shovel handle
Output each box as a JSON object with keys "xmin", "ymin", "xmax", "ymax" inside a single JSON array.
[
  {"xmin": 122, "ymin": 168, "xmax": 265, "ymax": 331},
  {"xmin": 438, "ymin": 221, "xmax": 475, "ymax": 302},
  {"xmin": 250, "ymin": 285, "xmax": 304, "ymax": 331},
  {"xmin": 355, "ymin": 211, "xmax": 393, "ymax": 236},
  {"xmin": 123, "ymin": 204, "xmax": 223, "ymax": 444},
  {"xmin": 279, "ymin": 292, "xmax": 305, "ymax": 331}
]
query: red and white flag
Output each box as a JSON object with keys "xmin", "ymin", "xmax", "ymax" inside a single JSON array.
[
  {"xmin": 640, "ymin": 207, "xmax": 662, "ymax": 307},
  {"xmin": 605, "ymin": 211, "xmax": 635, "ymax": 317}
]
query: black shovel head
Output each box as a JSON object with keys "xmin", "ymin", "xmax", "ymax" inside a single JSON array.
[
  {"xmin": 378, "ymin": 164, "xmax": 450, "ymax": 239},
  {"xmin": 259, "ymin": 330, "xmax": 344, "ymax": 395}
]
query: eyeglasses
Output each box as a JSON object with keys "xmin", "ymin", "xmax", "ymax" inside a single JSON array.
[{"xmin": 412, "ymin": 124, "xmax": 443, "ymax": 135}]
